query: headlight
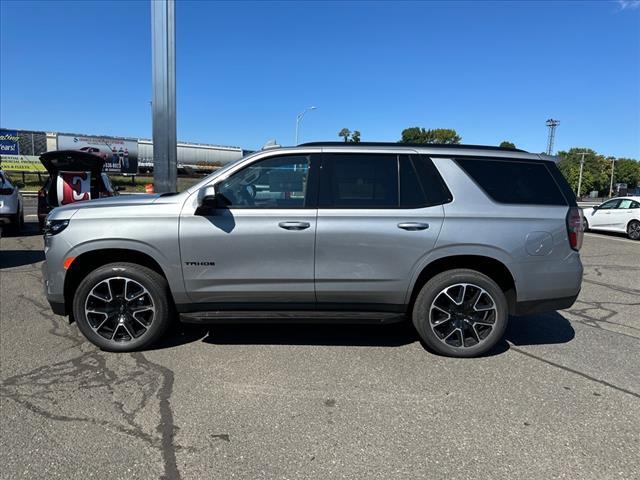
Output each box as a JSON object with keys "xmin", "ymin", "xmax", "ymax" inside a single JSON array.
[{"xmin": 44, "ymin": 219, "xmax": 69, "ymax": 236}]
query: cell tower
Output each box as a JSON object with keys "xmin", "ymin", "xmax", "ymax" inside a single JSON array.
[{"xmin": 545, "ymin": 118, "xmax": 560, "ymax": 155}]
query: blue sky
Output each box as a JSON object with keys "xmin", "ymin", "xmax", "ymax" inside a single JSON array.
[{"xmin": 1, "ymin": 0, "xmax": 639, "ymax": 157}]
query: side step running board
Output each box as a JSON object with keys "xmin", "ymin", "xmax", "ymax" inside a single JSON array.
[{"xmin": 180, "ymin": 310, "xmax": 406, "ymax": 325}]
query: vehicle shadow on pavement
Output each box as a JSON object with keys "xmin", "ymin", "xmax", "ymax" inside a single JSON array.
[
  {"xmin": 0, "ymin": 223, "xmax": 42, "ymax": 238},
  {"xmin": 0, "ymin": 250, "xmax": 45, "ymax": 269},
  {"xmin": 150, "ymin": 311, "xmax": 575, "ymax": 355},
  {"xmin": 506, "ymin": 311, "xmax": 575, "ymax": 346}
]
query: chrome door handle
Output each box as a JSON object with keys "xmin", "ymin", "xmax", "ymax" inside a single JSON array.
[
  {"xmin": 398, "ymin": 222, "xmax": 429, "ymax": 231},
  {"xmin": 279, "ymin": 221, "xmax": 311, "ymax": 230}
]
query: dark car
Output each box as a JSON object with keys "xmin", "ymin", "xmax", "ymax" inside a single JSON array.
[{"xmin": 37, "ymin": 150, "xmax": 122, "ymax": 230}]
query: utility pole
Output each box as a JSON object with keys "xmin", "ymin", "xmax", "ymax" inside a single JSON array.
[
  {"xmin": 576, "ymin": 151, "xmax": 587, "ymax": 198},
  {"xmin": 545, "ymin": 119, "xmax": 560, "ymax": 155},
  {"xmin": 151, "ymin": 0, "xmax": 177, "ymax": 193},
  {"xmin": 609, "ymin": 157, "xmax": 616, "ymax": 198}
]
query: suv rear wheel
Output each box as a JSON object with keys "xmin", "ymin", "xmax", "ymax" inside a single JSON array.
[
  {"xmin": 412, "ymin": 269, "xmax": 508, "ymax": 358},
  {"xmin": 72, "ymin": 262, "xmax": 172, "ymax": 352}
]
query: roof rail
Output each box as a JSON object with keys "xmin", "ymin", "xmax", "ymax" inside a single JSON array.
[{"xmin": 298, "ymin": 141, "xmax": 527, "ymax": 152}]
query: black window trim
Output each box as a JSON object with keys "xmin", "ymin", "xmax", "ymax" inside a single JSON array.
[
  {"xmin": 453, "ymin": 156, "xmax": 572, "ymax": 207},
  {"xmin": 415, "ymin": 154, "xmax": 453, "ymax": 206}
]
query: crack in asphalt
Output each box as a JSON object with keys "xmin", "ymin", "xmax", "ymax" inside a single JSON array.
[
  {"xmin": 510, "ymin": 346, "xmax": 640, "ymax": 399},
  {"xmin": 1, "ymin": 294, "xmax": 185, "ymax": 480},
  {"xmin": 582, "ymin": 278, "xmax": 640, "ymax": 296}
]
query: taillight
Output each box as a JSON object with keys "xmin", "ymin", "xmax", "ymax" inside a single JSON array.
[{"xmin": 567, "ymin": 207, "xmax": 583, "ymax": 251}]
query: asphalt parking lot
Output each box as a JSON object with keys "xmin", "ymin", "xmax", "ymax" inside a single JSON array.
[{"xmin": 1, "ymin": 199, "xmax": 639, "ymax": 480}]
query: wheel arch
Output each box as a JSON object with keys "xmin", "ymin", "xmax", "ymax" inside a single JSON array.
[
  {"xmin": 64, "ymin": 248, "xmax": 173, "ymax": 316},
  {"xmin": 407, "ymin": 254, "xmax": 517, "ymax": 314}
]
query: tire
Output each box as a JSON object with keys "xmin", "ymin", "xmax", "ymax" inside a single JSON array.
[
  {"xmin": 72, "ymin": 262, "xmax": 172, "ymax": 352},
  {"xmin": 583, "ymin": 217, "xmax": 589, "ymax": 232},
  {"xmin": 412, "ymin": 269, "xmax": 509, "ymax": 358},
  {"xmin": 5, "ymin": 213, "xmax": 20, "ymax": 235},
  {"xmin": 627, "ymin": 220, "xmax": 640, "ymax": 241}
]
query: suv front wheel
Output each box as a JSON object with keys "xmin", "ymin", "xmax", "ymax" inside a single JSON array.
[
  {"xmin": 412, "ymin": 269, "xmax": 508, "ymax": 358},
  {"xmin": 72, "ymin": 263, "xmax": 172, "ymax": 351}
]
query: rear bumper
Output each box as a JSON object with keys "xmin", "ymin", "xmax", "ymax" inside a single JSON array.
[{"xmin": 513, "ymin": 293, "xmax": 579, "ymax": 316}]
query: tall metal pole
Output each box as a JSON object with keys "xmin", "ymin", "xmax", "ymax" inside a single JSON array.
[
  {"xmin": 151, "ymin": 0, "xmax": 177, "ymax": 193},
  {"xmin": 545, "ymin": 119, "xmax": 560, "ymax": 155},
  {"xmin": 576, "ymin": 152, "xmax": 586, "ymax": 198},
  {"xmin": 609, "ymin": 157, "xmax": 616, "ymax": 198}
]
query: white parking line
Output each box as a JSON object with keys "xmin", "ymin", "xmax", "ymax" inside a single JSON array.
[
  {"xmin": 585, "ymin": 233, "xmax": 638, "ymax": 245},
  {"xmin": 25, "ymin": 214, "xmax": 38, "ymax": 218}
]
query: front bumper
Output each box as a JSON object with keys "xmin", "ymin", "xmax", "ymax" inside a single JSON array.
[{"xmin": 42, "ymin": 260, "xmax": 67, "ymax": 316}]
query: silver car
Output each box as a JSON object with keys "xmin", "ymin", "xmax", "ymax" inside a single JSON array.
[
  {"xmin": 42, "ymin": 143, "xmax": 584, "ymax": 357},
  {"xmin": 0, "ymin": 170, "xmax": 24, "ymax": 234}
]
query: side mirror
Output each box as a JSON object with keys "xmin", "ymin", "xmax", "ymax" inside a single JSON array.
[
  {"xmin": 16, "ymin": 181, "xmax": 25, "ymax": 188},
  {"xmin": 196, "ymin": 184, "xmax": 231, "ymax": 213},
  {"xmin": 592, "ymin": 205, "xmax": 599, "ymax": 211},
  {"xmin": 115, "ymin": 185, "xmax": 125, "ymax": 192},
  {"xmin": 197, "ymin": 185, "xmax": 219, "ymax": 208}
]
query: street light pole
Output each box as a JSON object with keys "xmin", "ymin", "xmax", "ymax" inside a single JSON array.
[
  {"xmin": 295, "ymin": 106, "xmax": 316, "ymax": 145},
  {"xmin": 609, "ymin": 157, "xmax": 616, "ymax": 198}
]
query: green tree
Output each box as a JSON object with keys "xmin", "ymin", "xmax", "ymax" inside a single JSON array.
[
  {"xmin": 400, "ymin": 127, "xmax": 461, "ymax": 144},
  {"xmin": 338, "ymin": 128, "xmax": 361, "ymax": 143},
  {"xmin": 614, "ymin": 158, "xmax": 640, "ymax": 189},
  {"xmin": 499, "ymin": 141, "xmax": 516, "ymax": 149}
]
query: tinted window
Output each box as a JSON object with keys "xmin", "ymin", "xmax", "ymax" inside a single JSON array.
[
  {"xmin": 320, "ymin": 154, "xmax": 398, "ymax": 208},
  {"xmin": 413, "ymin": 155, "xmax": 453, "ymax": 205},
  {"xmin": 218, "ymin": 155, "xmax": 310, "ymax": 208},
  {"xmin": 400, "ymin": 156, "xmax": 427, "ymax": 208},
  {"xmin": 456, "ymin": 158, "xmax": 567, "ymax": 206}
]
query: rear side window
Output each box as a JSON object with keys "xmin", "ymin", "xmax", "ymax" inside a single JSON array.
[
  {"xmin": 456, "ymin": 158, "xmax": 567, "ymax": 206},
  {"xmin": 319, "ymin": 154, "xmax": 451, "ymax": 208},
  {"xmin": 319, "ymin": 154, "xmax": 398, "ymax": 208}
]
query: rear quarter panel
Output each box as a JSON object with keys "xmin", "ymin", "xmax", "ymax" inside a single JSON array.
[{"xmin": 417, "ymin": 158, "xmax": 582, "ymax": 303}]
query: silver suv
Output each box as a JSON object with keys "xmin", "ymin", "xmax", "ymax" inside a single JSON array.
[{"xmin": 42, "ymin": 143, "xmax": 583, "ymax": 357}]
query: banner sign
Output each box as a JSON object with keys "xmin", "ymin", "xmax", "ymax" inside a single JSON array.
[
  {"xmin": 57, "ymin": 134, "xmax": 138, "ymax": 174},
  {"xmin": 0, "ymin": 155, "xmax": 46, "ymax": 171},
  {"xmin": 0, "ymin": 129, "xmax": 20, "ymax": 155},
  {"xmin": 57, "ymin": 171, "xmax": 92, "ymax": 205}
]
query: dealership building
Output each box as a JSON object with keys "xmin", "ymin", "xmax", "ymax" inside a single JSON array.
[{"xmin": 0, "ymin": 128, "xmax": 247, "ymax": 173}]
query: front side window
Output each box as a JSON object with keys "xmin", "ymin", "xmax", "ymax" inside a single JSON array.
[
  {"xmin": 598, "ymin": 199, "xmax": 620, "ymax": 210},
  {"xmin": 217, "ymin": 155, "xmax": 310, "ymax": 208}
]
